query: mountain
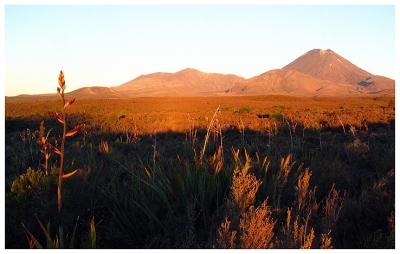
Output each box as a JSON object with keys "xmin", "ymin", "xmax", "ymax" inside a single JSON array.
[
  {"xmin": 6, "ymin": 86, "xmax": 123, "ymax": 102},
  {"xmin": 66, "ymin": 86, "xmax": 123, "ymax": 99},
  {"xmin": 282, "ymin": 49, "xmax": 394, "ymax": 93},
  {"xmin": 7, "ymin": 49, "xmax": 395, "ymax": 100},
  {"xmin": 115, "ymin": 68, "xmax": 244, "ymax": 96},
  {"xmin": 229, "ymin": 69, "xmax": 365, "ymax": 96},
  {"xmin": 230, "ymin": 49, "xmax": 394, "ymax": 96},
  {"xmin": 6, "ymin": 69, "xmax": 244, "ymax": 101},
  {"xmin": 283, "ymin": 49, "xmax": 371, "ymax": 84}
]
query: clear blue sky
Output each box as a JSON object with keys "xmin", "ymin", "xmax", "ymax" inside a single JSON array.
[{"xmin": 5, "ymin": 5, "xmax": 395, "ymax": 96}]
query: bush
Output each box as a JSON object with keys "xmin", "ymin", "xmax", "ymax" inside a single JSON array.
[
  {"xmin": 10, "ymin": 167, "xmax": 51, "ymax": 200},
  {"xmin": 270, "ymin": 112, "xmax": 284, "ymax": 120},
  {"xmin": 234, "ymin": 107, "xmax": 252, "ymax": 114}
]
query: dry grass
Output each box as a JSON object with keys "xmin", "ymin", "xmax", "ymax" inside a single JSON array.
[
  {"xmin": 295, "ymin": 168, "xmax": 312, "ymax": 212},
  {"xmin": 216, "ymin": 218, "xmax": 237, "ymax": 248},
  {"xmin": 322, "ymin": 184, "xmax": 344, "ymax": 233},
  {"xmin": 238, "ymin": 201, "xmax": 276, "ymax": 248},
  {"xmin": 99, "ymin": 140, "xmax": 111, "ymax": 154},
  {"xmin": 217, "ymin": 153, "xmax": 275, "ymax": 249},
  {"xmin": 5, "ymin": 90, "xmax": 395, "ymax": 248},
  {"xmin": 6, "ymin": 96, "xmax": 394, "ymax": 136},
  {"xmin": 230, "ymin": 158, "xmax": 261, "ymax": 212}
]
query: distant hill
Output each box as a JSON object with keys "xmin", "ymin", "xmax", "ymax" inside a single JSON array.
[
  {"xmin": 7, "ymin": 86, "xmax": 123, "ymax": 102},
  {"xmin": 115, "ymin": 68, "xmax": 245, "ymax": 96},
  {"xmin": 66, "ymin": 86, "xmax": 123, "ymax": 99},
  {"xmin": 7, "ymin": 49, "xmax": 394, "ymax": 100}
]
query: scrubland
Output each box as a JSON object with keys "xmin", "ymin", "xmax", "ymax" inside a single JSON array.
[{"xmin": 5, "ymin": 94, "xmax": 395, "ymax": 248}]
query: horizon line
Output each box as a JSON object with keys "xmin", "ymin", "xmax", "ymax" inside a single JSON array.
[{"xmin": 6, "ymin": 48, "xmax": 394, "ymax": 97}]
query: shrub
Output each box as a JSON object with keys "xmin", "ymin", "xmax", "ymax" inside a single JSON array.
[
  {"xmin": 238, "ymin": 201, "xmax": 276, "ymax": 248},
  {"xmin": 10, "ymin": 167, "xmax": 50, "ymax": 200},
  {"xmin": 234, "ymin": 107, "xmax": 252, "ymax": 114},
  {"xmin": 270, "ymin": 112, "xmax": 284, "ymax": 120}
]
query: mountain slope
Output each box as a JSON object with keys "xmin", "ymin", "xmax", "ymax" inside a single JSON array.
[
  {"xmin": 116, "ymin": 68, "xmax": 245, "ymax": 96},
  {"xmin": 66, "ymin": 86, "xmax": 123, "ymax": 99},
  {"xmin": 7, "ymin": 49, "xmax": 394, "ymax": 99},
  {"xmin": 283, "ymin": 49, "xmax": 394, "ymax": 93},
  {"xmin": 229, "ymin": 49, "xmax": 394, "ymax": 96},
  {"xmin": 283, "ymin": 49, "xmax": 372, "ymax": 84},
  {"xmin": 6, "ymin": 86, "xmax": 123, "ymax": 102},
  {"xmin": 229, "ymin": 69, "xmax": 365, "ymax": 96}
]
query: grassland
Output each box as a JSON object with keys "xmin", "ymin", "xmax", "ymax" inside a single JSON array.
[{"xmin": 5, "ymin": 95, "xmax": 395, "ymax": 248}]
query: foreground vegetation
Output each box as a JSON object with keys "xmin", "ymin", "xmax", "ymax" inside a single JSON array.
[{"xmin": 5, "ymin": 84, "xmax": 395, "ymax": 248}]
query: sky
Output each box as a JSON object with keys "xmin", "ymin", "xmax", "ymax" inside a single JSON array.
[{"xmin": 5, "ymin": 5, "xmax": 395, "ymax": 96}]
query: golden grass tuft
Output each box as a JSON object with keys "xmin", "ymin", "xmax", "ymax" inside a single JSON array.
[
  {"xmin": 322, "ymin": 184, "xmax": 344, "ymax": 232},
  {"xmin": 216, "ymin": 218, "xmax": 237, "ymax": 248},
  {"xmin": 99, "ymin": 140, "xmax": 111, "ymax": 154},
  {"xmin": 295, "ymin": 168, "xmax": 312, "ymax": 212},
  {"xmin": 320, "ymin": 231, "xmax": 333, "ymax": 249},
  {"xmin": 238, "ymin": 201, "xmax": 276, "ymax": 248},
  {"xmin": 231, "ymin": 158, "xmax": 261, "ymax": 212}
]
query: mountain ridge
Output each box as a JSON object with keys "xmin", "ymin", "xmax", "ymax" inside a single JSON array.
[
  {"xmin": 229, "ymin": 48, "xmax": 394, "ymax": 96},
  {"xmin": 116, "ymin": 68, "xmax": 245, "ymax": 96},
  {"xmin": 7, "ymin": 49, "xmax": 395, "ymax": 99}
]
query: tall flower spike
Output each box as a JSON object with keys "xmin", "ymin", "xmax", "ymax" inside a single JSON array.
[{"xmin": 58, "ymin": 70, "xmax": 65, "ymax": 90}]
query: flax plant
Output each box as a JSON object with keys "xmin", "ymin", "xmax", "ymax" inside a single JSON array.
[{"xmin": 52, "ymin": 71, "xmax": 84, "ymax": 213}]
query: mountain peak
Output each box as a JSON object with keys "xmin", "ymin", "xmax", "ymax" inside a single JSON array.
[
  {"xmin": 177, "ymin": 68, "xmax": 203, "ymax": 74},
  {"xmin": 307, "ymin": 48, "xmax": 335, "ymax": 55},
  {"xmin": 283, "ymin": 48, "xmax": 372, "ymax": 84},
  {"xmin": 319, "ymin": 49, "xmax": 333, "ymax": 54}
]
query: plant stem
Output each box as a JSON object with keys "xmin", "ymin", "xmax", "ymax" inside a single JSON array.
[
  {"xmin": 58, "ymin": 95, "xmax": 66, "ymax": 214},
  {"xmin": 201, "ymin": 105, "xmax": 220, "ymax": 160}
]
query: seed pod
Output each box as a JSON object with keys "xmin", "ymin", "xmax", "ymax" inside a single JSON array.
[
  {"xmin": 66, "ymin": 124, "xmax": 84, "ymax": 137},
  {"xmin": 64, "ymin": 98, "xmax": 76, "ymax": 110},
  {"xmin": 62, "ymin": 169, "xmax": 78, "ymax": 179},
  {"xmin": 58, "ymin": 70, "xmax": 65, "ymax": 90}
]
